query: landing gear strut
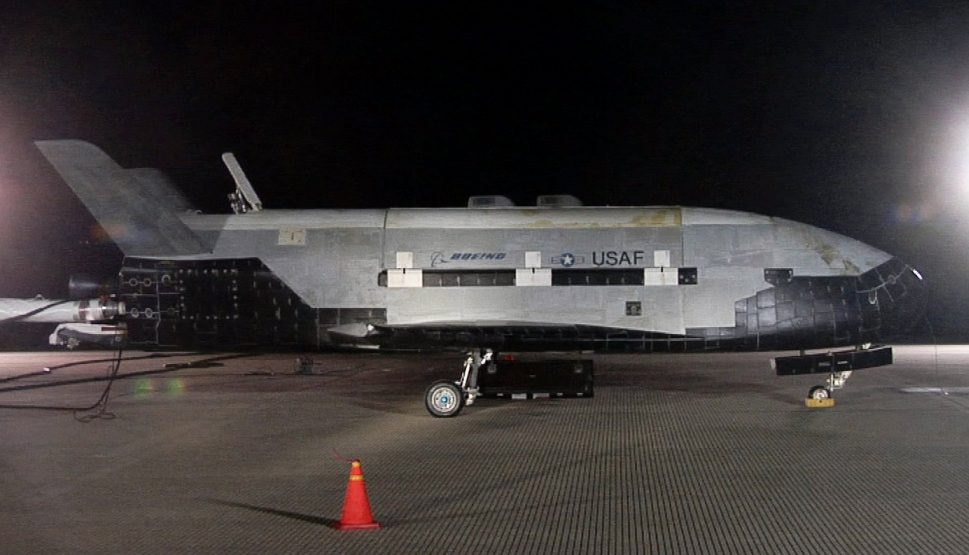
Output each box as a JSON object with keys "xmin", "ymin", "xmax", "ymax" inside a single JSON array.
[
  {"xmin": 807, "ymin": 370, "xmax": 852, "ymax": 401},
  {"xmin": 774, "ymin": 344, "xmax": 891, "ymax": 404},
  {"xmin": 424, "ymin": 349, "xmax": 494, "ymax": 417}
]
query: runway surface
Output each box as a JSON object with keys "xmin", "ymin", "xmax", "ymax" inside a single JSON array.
[{"xmin": 1, "ymin": 345, "xmax": 968, "ymax": 554}]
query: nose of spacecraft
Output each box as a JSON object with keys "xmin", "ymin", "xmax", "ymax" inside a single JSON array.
[{"xmin": 860, "ymin": 257, "xmax": 927, "ymax": 339}]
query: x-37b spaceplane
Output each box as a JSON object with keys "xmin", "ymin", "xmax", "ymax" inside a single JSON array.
[{"xmin": 18, "ymin": 140, "xmax": 926, "ymax": 416}]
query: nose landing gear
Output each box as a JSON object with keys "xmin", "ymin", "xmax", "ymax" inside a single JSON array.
[
  {"xmin": 423, "ymin": 349, "xmax": 494, "ymax": 417},
  {"xmin": 424, "ymin": 380, "xmax": 464, "ymax": 417},
  {"xmin": 807, "ymin": 369, "xmax": 852, "ymax": 404},
  {"xmin": 809, "ymin": 370, "xmax": 852, "ymax": 400},
  {"xmin": 807, "ymin": 385, "xmax": 831, "ymax": 401},
  {"xmin": 772, "ymin": 345, "xmax": 892, "ymax": 406}
]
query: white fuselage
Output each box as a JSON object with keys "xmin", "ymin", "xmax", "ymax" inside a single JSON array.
[{"xmin": 167, "ymin": 206, "xmax": 892, "ymax": 335}]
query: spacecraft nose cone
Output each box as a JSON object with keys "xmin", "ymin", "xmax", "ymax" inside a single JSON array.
[{"xmin": 860, "ymin": 258, "xmax": 927, "ymax": 339}]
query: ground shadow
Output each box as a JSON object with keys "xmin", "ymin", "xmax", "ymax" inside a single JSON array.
[{"xmin": 201, "ymin": 498, "xmax": 339, "ymax": 528}]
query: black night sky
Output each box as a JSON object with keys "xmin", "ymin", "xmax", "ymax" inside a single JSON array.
[{"xmin": 3, "ymin": 1, "xmax": 969, "ymax": 340}]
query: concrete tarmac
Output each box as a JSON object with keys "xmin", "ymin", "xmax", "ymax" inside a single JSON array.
[{"xmin": 1, "ymin": 346, "xmax": 969, "ymax": 554}]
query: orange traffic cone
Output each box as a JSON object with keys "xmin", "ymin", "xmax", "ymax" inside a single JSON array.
[{"xmin": 335, "ymin": 460, "xmax": 380, "ymax": 530}]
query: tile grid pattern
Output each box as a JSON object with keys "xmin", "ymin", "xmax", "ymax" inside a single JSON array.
[{"xmin": 0, "ymin": 348, "xmax": 968, "ymax": 554}]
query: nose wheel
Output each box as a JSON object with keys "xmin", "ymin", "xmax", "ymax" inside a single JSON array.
[
  {"xmin": 808, "ymin": 385, "xmax": 832, "ymax": 400},
  {"xmin": 423, "ymin": 349, "xmax": 494, "ymax": 417},
  {"xmin": 807, "ymin": 370, "xmax": 852, "ymax": 402},
  {"xmin": 425, "ymin": 380, "xmax": 464, "ymax": 417}
]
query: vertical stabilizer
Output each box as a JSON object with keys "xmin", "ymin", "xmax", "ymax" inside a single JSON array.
[
  {"xmin": 35, "ymin": 140, "xmax": 208, "ymax": 257},
  {"xmin": 127, "ymin": 168, "xmax": 197, "ymax": 214}
]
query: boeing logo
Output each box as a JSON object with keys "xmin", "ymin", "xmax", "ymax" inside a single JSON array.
[{"xmin": 431, "ymin": 252, "xmax": 507, "ymax": 267}]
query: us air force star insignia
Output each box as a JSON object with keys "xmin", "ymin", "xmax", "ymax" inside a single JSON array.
[{"xmin": 561, "ymin": 253, "xmax": 575, "ymax": 267}]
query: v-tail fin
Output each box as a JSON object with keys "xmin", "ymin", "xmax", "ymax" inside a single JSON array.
[{"xmin": 35, "ymin": 140, "xmax": 208, "ymax": 257}]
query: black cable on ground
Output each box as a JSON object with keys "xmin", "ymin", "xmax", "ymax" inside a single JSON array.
[
  {"xmin": 0, "ymin": 352, "xmax": 255, "ymax": 420},
  {"xmin": 73, "ymin": 347, "xmax": 124, "ymax": 422},
  {"xmin": 0, "ymin": 347, "xmax": 125, "ymax": 421},
  {"xmin": 0, "ymin": 351, "xmax": 185, "ymax": 384}
]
